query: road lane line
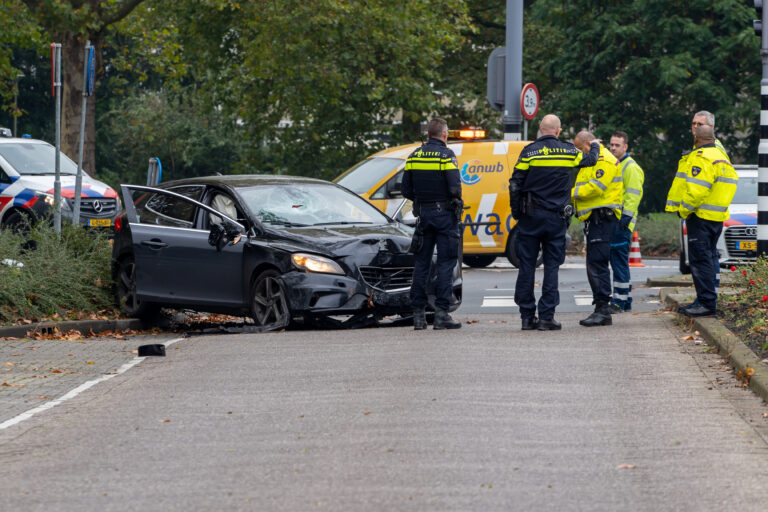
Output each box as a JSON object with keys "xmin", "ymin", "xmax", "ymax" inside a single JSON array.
[{"xmin": 0, "ymin": 337, "xmax": 184, "ymax": 431}]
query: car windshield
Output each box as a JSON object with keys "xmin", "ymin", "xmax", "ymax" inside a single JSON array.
[
  {"xmin": 334, "ymin": 157, "xmax": 403, "ymax": 194},
  {"xmin": 732, "ymin": 176, "xmax": 757, "ymax": 204},
  {"xmin": 238, "ymin": 182, "xmax": 390, "ymax": 227},
  {"xmin": 0, "ymin": 142, "xmax": 79, "ymax": 175}
]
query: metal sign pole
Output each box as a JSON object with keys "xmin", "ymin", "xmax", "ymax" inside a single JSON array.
[
  {"xmin": 760, "ymin": 5, "xmax": 768, "ymax": 257},
  {"xmin": 502, "ymin": 0, "xmax": 523, "ymax": 141},
  {"xmin": 73, "ymin": 41, "xmax": 93, "ymax": 226},
  {"xmin": 52, "ymin": 43, "xmax": 62, "ymax": 234}
]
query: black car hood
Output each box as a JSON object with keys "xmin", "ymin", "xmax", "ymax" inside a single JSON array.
[{"xmin": 267, "ymin": 223, "xmax": 415, "ymax": 267}]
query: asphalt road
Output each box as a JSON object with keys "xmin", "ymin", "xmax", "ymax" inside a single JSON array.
[{"xmin": 459, "ymin": 256, "xmax": 676, "ymax": 315}]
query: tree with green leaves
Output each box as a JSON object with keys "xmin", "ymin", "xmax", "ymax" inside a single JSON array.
[{"xmin": 526, "ymin": 0, "xmax": 761, "ymax": 211}]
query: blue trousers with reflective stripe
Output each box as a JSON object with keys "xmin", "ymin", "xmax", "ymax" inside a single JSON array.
[{"xmin": 609, "ymin": 227, "xmax": 632, "ymax": 310}]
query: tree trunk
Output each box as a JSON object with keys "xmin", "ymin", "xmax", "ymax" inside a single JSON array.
[{"xmin": 60, "ymin": 33, "xmax": 100, "ymax": 176}]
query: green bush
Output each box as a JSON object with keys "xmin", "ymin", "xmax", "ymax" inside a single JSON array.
[
  {"xmin": 0, "ymin": 221, "xmax": 116, "ymax": 325},
  {"xmin": 567, "ymin": 212, "xmax": 680, "ymax": 257},
  {"xmin": 719, "ymin": 258, "xmax": 768, "ymax": 359}
]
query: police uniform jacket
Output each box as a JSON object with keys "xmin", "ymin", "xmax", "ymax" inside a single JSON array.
[
  {"xmin": 571, "ymin": 145, "xmax": 623, "ymax": 221},
  {"xmin": 510, "ymin": 135, "xmax": 599, "ymax": 215},
  {"xmin": 618, "ymin": 154, "xmax": 645, "ymax": 232},
  {"xmin": 675, "ymin": 144, "xmax": 738, "ymax": 222},
  {"xmin": 401, "ymin": 138, "xmax": 461, "ymax": 204},
  {"xmin": 667, "ymin": 143, "xmax": 731, "ymax": 215}
]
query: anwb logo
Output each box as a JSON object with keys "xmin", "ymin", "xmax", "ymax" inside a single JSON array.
[{"xmin": 460, "ymin": 160, "xmax": 504, "ymax": 185}]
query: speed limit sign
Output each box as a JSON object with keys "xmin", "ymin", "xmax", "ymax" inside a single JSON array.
[{"xmin": 520, "ymin": 83, "xmax": 539, "ymax": 120}]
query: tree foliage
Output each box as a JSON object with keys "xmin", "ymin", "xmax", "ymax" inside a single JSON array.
[{"xmin": 527, "ymin": 0, "xmax": 761, "ymax": 211}]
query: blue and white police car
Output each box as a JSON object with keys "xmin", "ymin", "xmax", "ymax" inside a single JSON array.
[{"xmin": 0, "ymin": 127, "xmax": 120, "ymax": 229}]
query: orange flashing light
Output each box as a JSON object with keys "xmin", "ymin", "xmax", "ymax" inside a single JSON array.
[{"xmin": 450, "ymin": 128, "xmax": 486, "ymax": 140}]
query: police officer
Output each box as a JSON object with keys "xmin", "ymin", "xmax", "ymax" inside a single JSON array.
[
  {"xmin": 509, "ymin": 114, "xmax": 600, "ymax": 331},
  {"xmin": 401, "ymin": 118, "xmax": 462, "ymax": 330},
  {"xmin": 607, "ymin": 131, "xmax": 645, "ymax": 313},
  {"xmin": 572, "ymin": 130, "xmax": 623, "ymax": 327},
  {"xmin": 666, "ymin": 124, "xmax": 737, "ymax": 317},
  {"xmin": 691, "ymin": 110, "xmax": 728, "ymax": 158}
]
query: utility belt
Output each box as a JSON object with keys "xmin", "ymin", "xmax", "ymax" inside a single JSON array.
[
  {"xmin": 419, "ymin": 200, "xmax": 451, "ymax": 209},
  {"xmin": 587, "ymin": 207, "xmax": 615, "ymax": 224},
  {"xmin": 531, "ymin": 200, "xmax": 573, "ymax": 220}
]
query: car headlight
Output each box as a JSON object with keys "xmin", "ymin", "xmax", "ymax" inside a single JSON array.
[
  {"xmin": 40, "ymin": 193, "xmax": 72, "ymax": 211},
  {"xmin": 291, "ymin": 253, "xmax": 345, "ymax": 275}
]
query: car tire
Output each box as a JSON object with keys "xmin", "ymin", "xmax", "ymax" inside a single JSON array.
[
  {"xmin": 1, "ymin": 209, "xmax": 31, "ymax": 233},
  {"xmin": 462, "ymin": 254, "xmax": 497, "ymax": 268},
  {"xmin": 115, "ymin": 256, "xmax": 159, "ymax": 320},
  {"xmin": 505, "ymin": 227, "xmax": 543, "ymax": 268},
  {"xmin": 250, "ymin": 269, "xmax": 291, "ymax": 331}
]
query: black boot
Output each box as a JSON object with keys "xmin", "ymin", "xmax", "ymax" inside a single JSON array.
[
  {"xmin": 579, "ymin": 304, "xmax": 612, "ymax": 327},
  {"xmin": 413, "ymin": 309, "xmax": 427, "ymax": 330},
  {"xmin": 521, "ymin": 317, "xmax": 539, "ymax": 330},
  {"xmin": 537, "ymin": 318, "xmax": 561, "ymax": 330},
  {"xmin": 434, "ymin": 309, "xmax": 461, "ymax": 330}
]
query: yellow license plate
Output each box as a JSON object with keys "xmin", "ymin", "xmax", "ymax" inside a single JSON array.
[
  {"xmin": 737, "ymin": 240, "xmax": 756, "ymax": 250},
  {"xmin": 88, "ymin": 218, "xmax": 112, "ymax": 227}
]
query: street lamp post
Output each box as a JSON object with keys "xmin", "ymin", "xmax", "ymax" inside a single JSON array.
[{"xmin": 12, "ymin": 73, "xmax": 24, "ymax": 137}]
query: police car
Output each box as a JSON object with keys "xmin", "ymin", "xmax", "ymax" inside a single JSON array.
[
  {"xmin": 679, "ymin": 164, "xmax": 757, "ymax": 273},
  {"xmin": 0, "ymin": 128, "xmax": 120, "ymax": 229}
]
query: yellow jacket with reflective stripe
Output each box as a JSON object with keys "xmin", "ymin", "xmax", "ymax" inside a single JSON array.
[
  {"xmin": 665, "ymin": 151, "xmax": 692, "ymax": 213},
  {"xmin": 678, "ymin": 144, "xmax": 738, "ymax": 221},
  {"xmin": 571, "ymin": 145, "xmax": 623, "ymax": 221},
  {"xmin": 618, "ymin": 155, "xmax": 644, "ymax": 232}
]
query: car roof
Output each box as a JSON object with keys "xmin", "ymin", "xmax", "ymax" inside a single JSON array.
[
  {"xmin": 0, "ymin": 137, "xmax": 50, "ymax": 145},
  {"xmin": 157, "ymin": 174, "xmax": 337, "ymax": 189}
]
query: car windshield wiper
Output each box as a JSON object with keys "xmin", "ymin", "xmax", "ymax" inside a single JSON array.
[
  {"xmin": 265, "ymin": 220, "xmax": 311, "ymax": 227},
  {"xmin": 312, "ymin": 221, "xmax": 375, "ymax": 226}
]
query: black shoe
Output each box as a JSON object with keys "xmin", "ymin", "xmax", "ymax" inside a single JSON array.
[
  {"xmin": 413, "ymin": 309, "xmax": 427, "ymax": 330},
  {"xmin": 579, "ymin": 305, "xmax": 612, "ymax": 327},
  {"xmin": 521, "ymin": 317, "xmax": 539, "ymax": 330},
  {"xmin": 680, "ymin": 305, "xmax": 716, "ymax": 317},
  {"xmin": 609, "ymin": 303, "xmax": 624, "ymax": 315},
  {"xmin": 434, "ymin": 309, "xmax": 461, "ymax": 330},
  {"xmin": 537, "ymin": 318, "xmax": 561, "ymax": 330},
  {"xmin": 676, "ymin": 300, "xmax": 699, "ymax": 315}
]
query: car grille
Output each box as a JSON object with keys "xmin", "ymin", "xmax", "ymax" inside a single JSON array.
[
  {"xmin": 724, "ymin": 225, "xmax": 757, "ymax": 259},
  {"xmin": 359, "ymin": 266, "xmax": 413, "ymax": 291},
  {"xmin": 74, "ymin": 198, "xmax": 119, "ymax": 218}
]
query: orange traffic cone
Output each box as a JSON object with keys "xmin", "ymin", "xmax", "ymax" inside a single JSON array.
[{"xmin": 629, "ymin": 230, "xmax": 645, "ymax": 267}]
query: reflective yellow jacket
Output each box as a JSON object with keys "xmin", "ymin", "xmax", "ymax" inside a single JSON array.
[
  {"xmin": 678, "ymin": 144, "xmax": 738, "ymax": 221},
  {"xmin": 618, "ymin": 155, "xmax": 644, "ymax": 232},
  {"xmin": 668, "ymin": 141, "xmax": 732, "ymax": 214},
  {"xmin": 571, "ymin": 145, "xmax": 623, "ymax": 221}
]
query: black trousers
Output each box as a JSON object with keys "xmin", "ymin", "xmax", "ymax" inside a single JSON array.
[
  {"xmin": 584, "ymin": 211, "xmax": 618, "ymax": 306},
  {"xmin": 410, "ymin": 204, "xmax": 459, "ymax": 311},
  {"xmin": 686, "ymin": 214, "xmax": 722, "ymax": 309}
]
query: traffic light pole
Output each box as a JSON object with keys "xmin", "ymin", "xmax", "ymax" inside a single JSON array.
[
  {"xmin": 760, "ymin": 4, "xmax": 768, "ymax": 256},
  {"xmin": 502, "ymin": 0, "xmax": 523, "ymax": 141}
]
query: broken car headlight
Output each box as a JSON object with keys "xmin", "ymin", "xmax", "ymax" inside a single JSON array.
[{"xmin": 291, "ymin": 253, "xmax": 345, "ymax": 275}]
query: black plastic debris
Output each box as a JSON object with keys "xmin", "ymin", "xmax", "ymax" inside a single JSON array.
[{"xmin": 138, "ymin": 344, "xmax": 166, "ymax": 357}]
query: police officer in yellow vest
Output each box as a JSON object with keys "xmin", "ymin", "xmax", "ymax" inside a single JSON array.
[
  {"xmin": 607, "ymin": 131, "xmax": 644, "ymax": 313},
  {"xmin": 572, "ymin": 130, "xmax": 623, "ymax": 326},
  {"xmin": 665, "ymin": 124, "xmax": 737, "ymax": 317}
]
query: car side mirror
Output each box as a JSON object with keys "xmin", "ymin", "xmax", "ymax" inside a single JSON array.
[
  {"xmin": 400, "ymin": 210, "xmax": 418, "ymax": 227},
  {"xmin": 208, "ymin": 222, "xmax": 242, "ymax": 251}
]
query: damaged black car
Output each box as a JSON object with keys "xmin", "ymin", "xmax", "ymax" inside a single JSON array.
[{"xmin": 111, "ymin": 175, "xmax": 462, "ymax": 330}]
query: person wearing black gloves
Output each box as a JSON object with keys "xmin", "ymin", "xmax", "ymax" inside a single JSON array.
[
  {"xmin": 401, "ymin": 118, "xmax": 462, "ymax": 330},
  {"xmin": 509, "ymin": 114, "xmax": 599, "ymax": 331}
]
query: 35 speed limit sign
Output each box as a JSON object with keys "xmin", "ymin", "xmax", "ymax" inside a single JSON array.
[{"xmin": 520, "ymin": 83, "xmax": 539, "ymax": 120}]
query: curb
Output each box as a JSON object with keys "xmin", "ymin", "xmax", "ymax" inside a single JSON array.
[
  {"xmin": 661, "ymin": 288, "xmax": 768, "ymax": 404},
  {"xmin": 648, "ymin": 274, "xmax": 736, "ymax": 288},
  {"xmin": 0, "ymin": 318, "xmax": 145, "ymax": 339}
]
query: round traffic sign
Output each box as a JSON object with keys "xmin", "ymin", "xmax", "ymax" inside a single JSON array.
[{"xmin": 520, "ymin": 83, "xmax": 539, "ymax": 120}]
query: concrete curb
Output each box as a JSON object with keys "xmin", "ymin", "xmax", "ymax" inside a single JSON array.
[
  {"xmin": 661, "ymin": 288, "xmax": 768, "ymax": 404},
  {"xmin": 648, "ymin": 273, "xmax": 736, "ymax": 288},
  {"xmin": 0, "ymin": 318, "xmax": 145, "ymax": 339}
]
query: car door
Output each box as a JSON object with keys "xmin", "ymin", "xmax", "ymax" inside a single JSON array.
[{"xmin": 121, "ymin": 184, "xmax": 247, "ymax": 307}]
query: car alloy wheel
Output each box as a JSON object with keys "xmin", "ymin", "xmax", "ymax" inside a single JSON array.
[
  {"xmin": 116, "ymin": 256, "xmax": 157, "ymax": 319},
  {"xmin": 250, "ymin": 269, "xmax": 290, "ymax": 330}
]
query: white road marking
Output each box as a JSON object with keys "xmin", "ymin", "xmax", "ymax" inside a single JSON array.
[
  {"xmin": 0, "ymin": 337, "xmax": 184, "ymax": 431},
  {"xmin": 574, "ymin": 295, "xmax": 594, "ymax": 306},
  {"xmin": 481, "ymin": 296, "xmax": 518, "ymax": 308}
]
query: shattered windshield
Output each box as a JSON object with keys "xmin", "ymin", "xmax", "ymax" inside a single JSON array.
[{"xmin": 238, "ymin": 182, "xmax": 390, "ymax": 227}]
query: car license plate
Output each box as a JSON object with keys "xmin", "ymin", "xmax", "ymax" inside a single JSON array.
[
  {"xmin": 88, "ymin": 218, "xmax": 111, "ymax": 227},
  {"xmin": 737, "ymin": 240, "xmax": 756, "ymax": 250}
]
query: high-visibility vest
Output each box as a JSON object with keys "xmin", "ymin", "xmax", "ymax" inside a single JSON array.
[
  {"xmin": 665, "ymin": 150, "xmax": 692, "ymax": 213},
  {"xmin": 678, "ymin": 145, "xmax": 738, "ymax": 221},
  {"xmin": 571, "ymin": 145, "xmax": 623, "ymax": 221},
  {"xmin": 618, "ymin": 155, "xmax": 644, "ymax": 232}
]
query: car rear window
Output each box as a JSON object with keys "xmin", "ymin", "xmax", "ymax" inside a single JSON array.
[
  {"xmin": 334, "ymin": 157, "xmax": 403, "ymax": 194},
  {"xmin": 0, "ymin": 142, "xmax": 79, "ymax": 175}
]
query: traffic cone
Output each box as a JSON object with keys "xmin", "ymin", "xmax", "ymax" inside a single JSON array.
[{"xmin": 629, "ymin": 230, "xmax": 645, "ymax": 267}]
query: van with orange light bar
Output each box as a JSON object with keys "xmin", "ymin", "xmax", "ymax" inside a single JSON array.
[{"xmin": 334, "ymin": 129, "xmax": 536, "ymax": 268}]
